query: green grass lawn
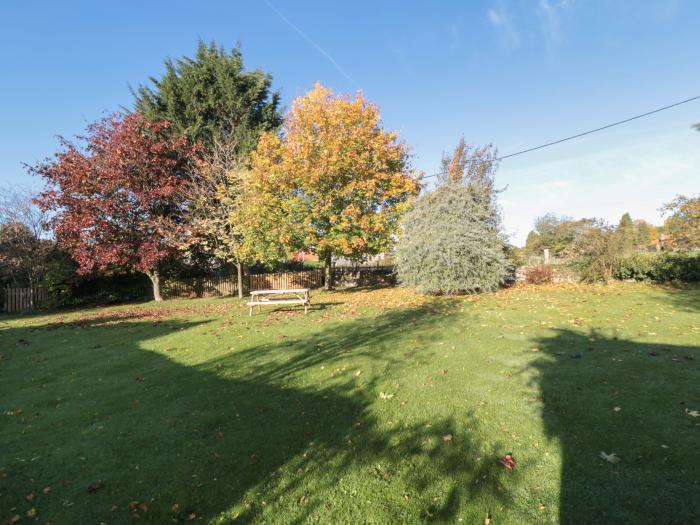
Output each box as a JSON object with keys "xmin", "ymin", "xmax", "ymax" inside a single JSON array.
[{"xmin": 1, "ymin": 283, "xmax": 698, "ymax": 524}]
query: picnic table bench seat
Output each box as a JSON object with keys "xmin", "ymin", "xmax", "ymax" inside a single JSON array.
[{"xmin": 247, "ymin": 288, "xmax": 310, "ymax": 315}]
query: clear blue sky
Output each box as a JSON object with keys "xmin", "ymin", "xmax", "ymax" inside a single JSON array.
[{"xmin": 2, "ymin": 0, "xmax": 699, "ymax": 244}]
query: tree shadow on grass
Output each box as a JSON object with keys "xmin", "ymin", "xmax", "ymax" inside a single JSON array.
[
  {"xmin": 530, "ymin": 329, "xmax": 700, "ymax": 524},
  {"xmin": 1, "ymin": 300, "xmax": 513, "ymax": 524},
  {"xmin": 654, "ymin": 283, "xmax": 700, "ymax": 313},
  {"xmin": 211, "ymin": 301, "xmax": 460, "ymax": 384}
]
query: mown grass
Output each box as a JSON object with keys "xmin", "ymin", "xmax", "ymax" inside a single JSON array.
[{"xmin": 1, "ymin": 283, "xmax": 698, "ymax": 524}]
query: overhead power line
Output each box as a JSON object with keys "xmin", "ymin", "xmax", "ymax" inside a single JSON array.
[{"xmin": 423, "ymin": 94, "xmax": 700, "ymax": 179}]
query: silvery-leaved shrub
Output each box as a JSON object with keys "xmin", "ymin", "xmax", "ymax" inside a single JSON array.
[{"xmin": 395, "ymin": 141, "xmax": 510, "ymax": 294}]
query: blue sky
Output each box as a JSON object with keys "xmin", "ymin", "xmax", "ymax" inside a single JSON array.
[{"xmin": 1, "ymin": 0, "xmax": 699, "ymax": 245}]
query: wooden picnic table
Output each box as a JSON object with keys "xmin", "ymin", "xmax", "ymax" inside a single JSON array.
[{"xmin": 247, "ymin": 288, "xmax": 310, "ymax": 315}]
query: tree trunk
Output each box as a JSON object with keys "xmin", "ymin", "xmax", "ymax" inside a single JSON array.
[
  {"xmin": 146, "ymin": 270, "xmax": 163, "ymax": 302},
  {"xmin": 324, "ymin": 252, "xmax": 333, "ymax": 291},
  {"xmin": 236, "ymin": 262, "xmax": 244, "ymax": 299}
]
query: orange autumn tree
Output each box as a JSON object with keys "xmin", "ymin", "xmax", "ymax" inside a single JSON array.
[{"xmin": 247, "ymin": 83, "xmax": 420, "ymax": 288}]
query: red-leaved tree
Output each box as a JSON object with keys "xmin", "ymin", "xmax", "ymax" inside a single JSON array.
[{"xmin": 31, "ymin": 113, "xmax": 198, "ymax": 301}]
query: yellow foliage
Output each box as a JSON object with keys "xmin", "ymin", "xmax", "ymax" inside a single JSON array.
[{"xmin": 246, "ymin": 83, "xmax": 420, "ymax": 263}]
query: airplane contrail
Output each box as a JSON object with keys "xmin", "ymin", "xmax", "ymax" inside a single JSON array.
[{"xmin": 265, "ymin": 0, "xmax": 361, "ymax": 90}]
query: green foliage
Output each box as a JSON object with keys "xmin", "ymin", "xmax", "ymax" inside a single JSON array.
[
  {"xmin": 36, "ymin": 248, "xmax": 155, "ymax": 309},
  {"xmin": 396, "ymin": 148, "xmax": 509, "ymax": 294},
  {"xmin": 42, "ymin": 268, "xmax": 150, "ymax": 308},
  {"xmin": 634, "ymin": 220, "xmax": 651, "ymax": 248},
  {"xmin": 525, "ymin": 214, "xmax": 590, "ymax": 257},
  {"xmin": 39, "ymin": 248, "xmax": 78, "ymax": 307},
  {"xmin": 661, "ymin": 194, "xmax": 700, "ymax": 250},
  {"xmin": 133, "ymin": 40, "xmax": 282, "ymax": 153},
  {"xmin": 612, "ymin": 252, "xmax": 700, "ymax": 282},
  {"xmin": 69, "ymin": 273, "xmax": 151, "ymax": 305},
  {"xmin": 524, "ymin": 230, "xmax": 540, "ymax": 255},
  {"xmin": 504, "ymin": 244, "xmax": 525, "ymax": 268},
  {"xmin": 569, "ymin": 220, "xmax": 621, "ymax": 283},
  {"xmin": 615, "ymin": 212, "xmax": 636, "ymax": 253},
  {"xmin": 527, "ymin": 213, "xmax": 657, "ymax": 258}
]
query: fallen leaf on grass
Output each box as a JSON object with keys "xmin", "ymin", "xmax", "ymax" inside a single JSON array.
[
  {"xmin": 498, "ymin": 453, "xmax": 516, "ymax": 470},
  {"xmin": 379, "ymin": 392, "xmax": 394, "ymax": 400},
  {"xmin": 599, "ymin": 451, "xmax": 620, "ymax": 464},
  {"xmin": 685, "ymin": 409, "xmax": 699, "ymax": 417},
  {"xmin": 87, "ymin": 480, "xmax": 105, "ymax": 493},
  {"xmin": 443, "ymin": 433, "xmax": 453, "ymax": 442}
]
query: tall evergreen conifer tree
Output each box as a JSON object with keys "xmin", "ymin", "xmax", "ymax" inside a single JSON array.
[{"xmin": 133, "ymin": 40, "xmax": 282, "ymax": 155}]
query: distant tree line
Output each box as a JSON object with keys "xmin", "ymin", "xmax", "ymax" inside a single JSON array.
[{"xmin": 519, "ymin": 198, "xmax": 699, "ymax": 282}]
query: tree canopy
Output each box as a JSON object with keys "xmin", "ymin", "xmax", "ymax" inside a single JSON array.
[
  {"xmin": 662, "ymin": 194, "xmax": 700, "ymax": 250},
  {"xmin": 525, "ymin": 214, "xmax": 582, "ymax": 257},
  {"xmin": 438, "ymin": 137, "xmax": 498, "ymax": 190},
  {"xmin": 182, "ymin": 134, "xmax": 251, "ymax": 297},
  {"xmin": 570, "ymin": 219, "xmax": 621, "ymax": 282},
  {"xmin": 246, "ymin": 83, "xmax": 420, "ymax": 287},
  {"xmin": 133, "ymin": 40, "xmax": 282, "ymax": 154},
  {"xmin": 0, "ymin": 186, "xmax": 51, "ymax": 290},
  {"xmin": 616, "ymin": 212, "xmax": 636, "ymax": 251},
  {"xmin": 31, "ymin": 113, "xmax": 198, "ymax": 301}
]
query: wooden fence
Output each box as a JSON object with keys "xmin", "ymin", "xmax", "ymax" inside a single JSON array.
[
  {"xmin": 161, "ymin": 266, "xmax": 395, "ymax": 299},
  {"xmin": 249, "ymin": 269, "xmax": 324, "ymax": 291},
  {"xmin": 162, "ymin": 275, "xmax": 240, "ymax": 299},
  {"xmin": 3, "ymin": 287, "xmax": 48, "ymax": 314}
]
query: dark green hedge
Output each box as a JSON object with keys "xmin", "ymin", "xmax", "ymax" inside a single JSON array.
[
  {"xmin": 42, "ymin": 266, "xmax": 151, "ymax": 308},
  {"xmin": 66, "ymin": 273, "xmax": 151, "ymax": 307},
  {"xmin": 612, "ymin": 252, "xmax": 700, "ymax": 283}
]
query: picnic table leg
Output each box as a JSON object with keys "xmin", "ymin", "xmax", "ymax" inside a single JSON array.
[{"xmin": 249, "ymin": 305, "xmax": 252, "ymax": 316}]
